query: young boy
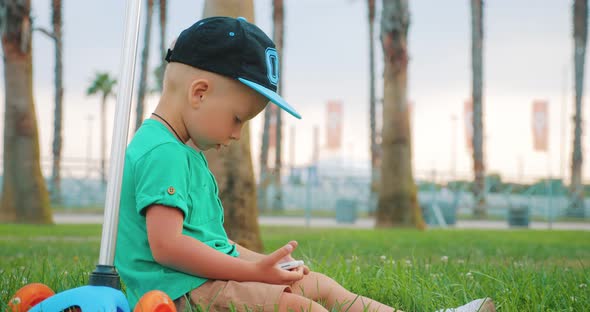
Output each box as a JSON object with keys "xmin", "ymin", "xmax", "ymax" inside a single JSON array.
[{"xmin": 115, "ymin": 16, "xmax": 495, "ymax": 312}]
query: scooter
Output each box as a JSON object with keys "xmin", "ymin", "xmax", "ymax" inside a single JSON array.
[{"xmin": 7, "ymin": 1, "xmax": 176, "ymax": 311}]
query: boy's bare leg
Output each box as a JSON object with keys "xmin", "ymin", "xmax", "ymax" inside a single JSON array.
[
  {"xmin": 290, "ymin": 272, "xmax": 402, "ymax": 312},
  {"xmin": 278, "ymin": 291, "xmax": 329, "ymax": 312}
]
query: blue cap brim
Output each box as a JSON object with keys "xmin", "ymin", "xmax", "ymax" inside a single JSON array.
[{"xmin": 238, "ymin": 78, "xmax": 302, "ymax": 119}]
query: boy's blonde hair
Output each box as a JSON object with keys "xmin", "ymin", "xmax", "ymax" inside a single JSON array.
[{"xmin": 163, "ymin": 16, "xmax": 301, "ymax": 119}]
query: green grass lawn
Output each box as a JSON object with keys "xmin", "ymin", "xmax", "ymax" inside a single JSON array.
[{"xmin": 1, "ymin": 225, "xmax": 589, "ymax": 311}]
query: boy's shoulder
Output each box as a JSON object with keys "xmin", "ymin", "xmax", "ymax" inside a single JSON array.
[{"xmin": 127, "ymin": 119, "xmax": 195, "ymax": 165}]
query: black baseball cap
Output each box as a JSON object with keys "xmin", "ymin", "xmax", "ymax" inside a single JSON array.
[{"xmin": 165, "ymin": 16, "xmax": 301, "ymax": 119}]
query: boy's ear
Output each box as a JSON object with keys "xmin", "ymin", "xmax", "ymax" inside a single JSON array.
[{"xmin": 189, "ymin": 79, "xmax": 209, "ymax": 108}]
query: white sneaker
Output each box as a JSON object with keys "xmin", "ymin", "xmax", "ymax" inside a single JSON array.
[{"xmin": 435, "ymin": 297, "xmax": 496, "ymax": 312}]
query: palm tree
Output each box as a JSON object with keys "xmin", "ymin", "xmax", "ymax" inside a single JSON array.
[
  {"xmin": 471, "ymin": 0, "xmax": 486, "ymax": 218},
  {"xmin": 87, "ymin": 72, "xmax": 117, "ymax": 185},
  {"xmin": 375, "ymin": 0, "xmax": 424, "ymax": 229},
  {"xmin": 135, "ymin": 0, "xmax": 154, "ymax": 131},
  {"xmin": 0, "ymin": 0, "xmax": 53, "ymax": 223},
  {"xmin": 50, "ymin": 0, "xmax": 63, "ymax": 205},
  {"xmin": 155, "ymin": 0, "xmax": 167, "ymax": 92},
  {"xmin": 259, "ymin": 1, "xmax": 285, "ymax": 213},
  {"xmin": 36, "ymin": 0, "xmax": 64, "ymax": 204},
  {"xmin": 368, "ymin": 0, "xmax": 378, "ymax": 215},
  {"xmin": 202, "ymin": 0, "xmax": 264, "ymax": 252},
  {"xmin": 272, "ymin": 0, "xmax": 285, "ymax": 211},
  {"xmin": 570, "ymin": 0, "xmax": 587, "ymax": 217},
  {"xmin": 258, "ymin": 103, "xmax": 272, "ymax": 213}
]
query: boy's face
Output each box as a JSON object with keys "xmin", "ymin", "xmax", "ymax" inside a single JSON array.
[{"xmin": 186, "ymin": 75, "xmax": 268, "ymax": 151}]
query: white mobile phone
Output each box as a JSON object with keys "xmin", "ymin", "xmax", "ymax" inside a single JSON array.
[{"xmin": 279, "ymin": 260, "xmax": 304, "ymax": 270}]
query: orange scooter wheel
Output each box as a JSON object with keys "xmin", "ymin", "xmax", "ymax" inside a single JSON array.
[
  {"xmin": 8, "ymin": 283, "xmax": 55, "ymax": 312},
  {"xmin": 134, "ymin": 290, "xmax": 177, "ymax": 312}
]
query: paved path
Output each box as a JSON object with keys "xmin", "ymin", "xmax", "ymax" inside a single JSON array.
[{"xmin": 53, "ymin": 213, "xmax": 590, "ymax": 230}]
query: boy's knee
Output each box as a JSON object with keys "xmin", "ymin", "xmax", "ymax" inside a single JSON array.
[
  {"xmin": 307, "ymin": 271, "xmax": 334, "ymax": 285},
  {"xmin": 278, "ymin": 292, "xmax": 327, "ymax": 312},
  {"xmin": 293, "ymin": 271, "xmax": 340, "ymax": 300}
]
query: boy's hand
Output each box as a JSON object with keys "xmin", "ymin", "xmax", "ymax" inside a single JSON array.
[
  {"xmin": 255, "ymin": 241, "xmax": 304, "ymax": 284},
  {"xmin": 289, "ymin": 263, "xmax": 310, "ymax": 275},
  {"xmin": 279, "ymin": 242, "xmax": 310, "ymax": 275},
  {"xmin": 298, "ymin": 264, "xmax": 311, "ymax": 275}
]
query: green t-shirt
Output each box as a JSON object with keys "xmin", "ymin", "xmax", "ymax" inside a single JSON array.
[{"xmin": 115, "ymin": 119, "xmax": 239, "ymax": 307}]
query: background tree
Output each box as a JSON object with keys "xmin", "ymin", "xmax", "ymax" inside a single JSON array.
[
  {"xmin": 375, "ymin": 0, "xmax": 424, "ymax": 229},
  {"xmin": 155, "ymin": 0, "xmax": 167, "ymax": 92},
  {"xmin": 135, "ymin": 0, "xmax": 154, "ymax": 131},
  {"xmin": 471, "ymin": 0, "xmax": 486, "ymax": 218},
  {"xmin": 272, "ymin": 0, "xmax": 285, "ymax": 211},
  {"xmin": 36, "ymin": 0, "xmax": 64, "ymax": 204},
  {"xmin": 368, "ymin": 0, "xmax": 378, "ymax": 215},
  {"xmin": 258, "ymin": 102, "xmax": 272, "ymax": 212},
  {"xmin": 202, "ymin": 0, "xmax": 264, "ymax": 252},
  {"xmin": 0, "ymin": 0, "xmax": 53, "ymax": 223},
  {"xmin": 570, "ymin": 0, "xmax": 587, "ymax": 217},
  {"xmin": 50, "ymin": 0, "xmax": 63, "ymax": 205},
  {"xmin": 86, "ymin": 72, "xmax": 117, "ymax": 185}
]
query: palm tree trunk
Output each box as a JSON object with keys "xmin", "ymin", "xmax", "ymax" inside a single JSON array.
[
  {"xmin": 570, "ymin": 0, "xmax": 587, "ymax": 217},
  {"xmin": 101, "ymin": 94, "xmax": 107, "ymax": 185},
  {"xmin": 376, "ymin": 0, "xmax": 424, "ymax": 229},
  {"xmin": 202, "ymin": 0, "xmax": 263, "ymax": 252},
  {"xmin": 156, "ymin": 0, "xmax": 167, "ymax": 91},
  {"xmin": 1, "ymin": 0, "xmax": 53, "ymax": 223},
  {"xmin": 50, "ymin": 0, "xmax": 63, "ymax": 205},
  {"xmin": 471, "ymin": 0, "xmax": 486, "ymax": 218},
  {"xmin": 272, "ymin": 0, "xmax": 284, "ymax": 212},
  {"xmin": 258, "ymin": 106, "xmax": 272, "ymax": 212},
  {"xmin": 135, "ymin": 0, "xmax": 154, "ymax": 131},
  {"xmin": 368, "ymin": 0, "xmax": 378, "ymax": 215}
]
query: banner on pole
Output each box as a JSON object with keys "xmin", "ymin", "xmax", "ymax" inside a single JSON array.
[
  {"xmin": 326, "ymin": 101, "xmax": 343, "ymax": 150},
  {"xmin": 532, "ymin": 99, "xmax": 549, "ymax": 151}
]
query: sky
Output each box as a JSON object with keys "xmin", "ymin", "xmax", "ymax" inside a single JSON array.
[{"xmin": 0, "ymin": 0, "xmax": 589, "ymax": 184}]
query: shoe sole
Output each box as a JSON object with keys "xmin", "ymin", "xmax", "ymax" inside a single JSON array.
[{"xmin": 478, "ymin": 298, "xmax": 496, "ymax": 312}]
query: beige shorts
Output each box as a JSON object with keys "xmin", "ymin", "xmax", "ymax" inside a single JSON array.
[{"xmin": 174, "ymin": 280, "xmax": 292, "ymax": 312}]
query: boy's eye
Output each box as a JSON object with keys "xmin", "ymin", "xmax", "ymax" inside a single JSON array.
[{"xmin": 234, "ymin": 116, "xmax": 242, "ymax": 124}]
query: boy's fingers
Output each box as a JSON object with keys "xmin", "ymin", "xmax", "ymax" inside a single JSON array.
[
  {"xmin": 281, "ymin": 268, "xmax": 304, "ymax": 283},
  {"xmin": 302, "ymin": 265, "xmax": 310, "ymax": 275},
  {"xmin": 292, "ymin": 266, "xmax": 304, "ymax": 275},
  {"xmin": 266, "ymin": 241, "xmax": 296, "ymax": 265}
]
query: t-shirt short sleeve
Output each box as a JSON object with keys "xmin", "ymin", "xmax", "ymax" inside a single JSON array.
[{"xmin": 134, "ymin": 143, "xmax": 190, "ymax": 217}]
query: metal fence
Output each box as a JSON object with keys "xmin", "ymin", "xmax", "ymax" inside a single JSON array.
[
  {"xmin": 260, "ymin": 165, "xmax": 590, "ymax": 224},
  {"xmin": 3, "ymin": 159, "xmax": 588, "ymax": 224}
]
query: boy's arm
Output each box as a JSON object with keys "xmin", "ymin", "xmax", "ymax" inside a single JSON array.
[
  {"xmin": 228, "ymin": 239, "xmax": 266, "ymax": 261},
  {"xmin": 145, "ymin": 204, "xmax": 302, "ymax": 284},
  {"xmin": 229, "ymin": 239, "xmax": 310, "ymax": 275}
]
